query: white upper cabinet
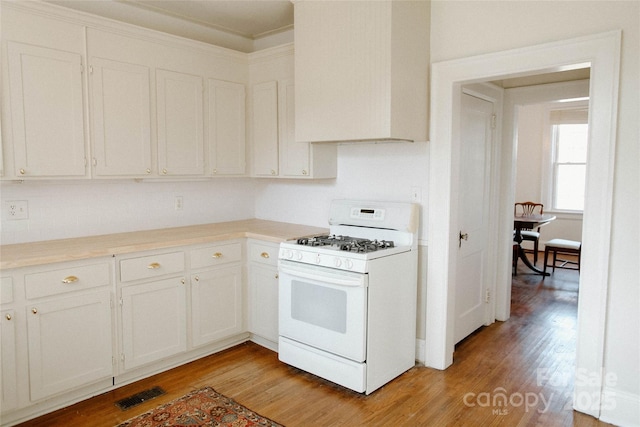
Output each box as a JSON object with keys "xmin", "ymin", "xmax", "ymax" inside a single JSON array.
[
  {"xmin": 208, "ymin": 79, "xmax": 247, "ymax": 176},
  {"xmin": 294, "ymin": 0, "xmax": 430, "ymax": 143},
  {"xmin": 90, "ymin": 57, "xmax": 152, "ymax": 177},
  {"xmin": 249, "ymin": 45, "xmax": 336, "ymax": 179},
  {"xmin": 157, "ymin": 70, "xmax": 205, "ymax": 177},
  {"xmin": 7, "ymin": 42, "xmax": 87, "ymax": 178},
  {"xmin": 252, "ymin": 80, "xmax": 280, "ymax": 177}
]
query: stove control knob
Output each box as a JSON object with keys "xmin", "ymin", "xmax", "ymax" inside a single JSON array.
[
  {"xmin": 315, "ymin": 254, "xmax": 321, "ymax": 264},
  {"xmin": 334, "ymin": 258, "xmax": 342, "ymax": 268},
  {"xmin": 282, "ymin": 249, "xmax": 293, "ymax": 259},
  {"xmin": 296, "ymin": 251, "xmax": 303, "ymax": 261},
  {"xmin": 344, "ymin": 259, "xmax": 354, "ymax": 270}
]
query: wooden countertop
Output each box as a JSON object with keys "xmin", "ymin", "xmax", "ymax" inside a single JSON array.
[{"xmin": 0, "ymin": 219, "xmax": 328, "ymax": 270}]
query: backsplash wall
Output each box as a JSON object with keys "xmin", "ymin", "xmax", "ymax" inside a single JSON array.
[
  {"xmin": 253, "ymin": 142, "xmax": 430, "ymax": 242},
  {"xmin": 0, "ymin": 142, "xmax": 430, "ymax": 245},
  {"xmin": 0, "ymin": 179, "xmax": 257, "ymax": 245}
]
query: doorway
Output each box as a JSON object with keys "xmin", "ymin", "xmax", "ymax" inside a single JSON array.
[{"xmin": 425, "ymin": 31, "xmax": 620, "ymax": 418}]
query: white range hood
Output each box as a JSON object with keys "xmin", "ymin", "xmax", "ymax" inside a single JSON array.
[{"xmin": 293, "ymin": 0, "xmax": 430, "ymax": 144}]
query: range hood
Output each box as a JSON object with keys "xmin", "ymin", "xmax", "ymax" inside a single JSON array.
[{"xmin": 293, "ymin": 0, "xmax": 430, "ymax": 144}]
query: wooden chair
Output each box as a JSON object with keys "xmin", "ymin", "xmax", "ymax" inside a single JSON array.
[
  {"xmin": 543, "ymin": 239, "xmax": 581, "ymax": 275},
  {"xmin": 514, "ymin": 202, "xmax": 544, "ymax": 264}
]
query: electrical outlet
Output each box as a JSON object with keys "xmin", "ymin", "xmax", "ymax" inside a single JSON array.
[
  {"xmin": 175, "ymin": 196, "xmax": 183, "ymax": 211},
  {"xmin": 5, "ymin": 200, "xmax": 29, "ymax": 220},
  {"xmin": 410, "ymin": 186, "xmax": 422, "ymax": 203}
]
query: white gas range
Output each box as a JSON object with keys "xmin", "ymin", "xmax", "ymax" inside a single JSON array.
[{"xmin": 278, "ymin": 199, "xmax": 419, "ymax": 394}]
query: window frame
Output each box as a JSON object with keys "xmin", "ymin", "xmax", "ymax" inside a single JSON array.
[{"xmin": 540, "ymin": 99, "xmax": 589, "ymax": 215}]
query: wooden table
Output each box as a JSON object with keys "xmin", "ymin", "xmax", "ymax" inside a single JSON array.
[{"xmin": 514, "ymin": 213, "xmax": 556, "ymax": 275}]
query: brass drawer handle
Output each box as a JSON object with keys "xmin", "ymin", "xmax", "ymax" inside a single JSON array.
[
  {"xmin": 212, "ymin": 253, "xmax": 223, "ymax": 259},
  {"xmin": 261, "ymin": 252, "xmax": 270, "ymax": 259},
  {"xmin": 147, "ymin": 262, "xmax": 161, "ymax": 269},
  {"xmin": 62, "ymin": 275, "xmax": 79, "ymax": 284}
]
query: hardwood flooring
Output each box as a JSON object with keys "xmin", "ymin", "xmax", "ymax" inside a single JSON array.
[{"xmin": 16, "ymin": 257, "xmax": 613, "ymax": 427}]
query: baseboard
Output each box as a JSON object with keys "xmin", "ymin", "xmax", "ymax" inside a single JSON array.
[{"xmin": 599, "ymin": 387, "xmax": 640, "ymax": 427}]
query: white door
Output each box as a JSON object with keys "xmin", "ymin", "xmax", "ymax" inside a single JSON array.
[
  {"xmin": 156, "ymin": 69, "xmax": 204, "ymax": 176},
  {"xmin": 8, "ymin": 42, "xmax": 87, "ymax": 178},
  {"xmin": 278, "ymin": 260, "xmax": 368, "ymax": 362},
  {"xmin": 252, "ymin": 80, "xmax": 279, "ymax": 176},
  {"xmin": 190, "ymin": 265, "xmax": 243, "ymax": 347},
  {"xmin": 26, "ymin": 290, "xmax": 113, "ymax": 401},
  {"xmin": 208, "ymin": 79, "xmax": 246, "ymax": 176},
  {"xmin": 120, "ymin": 278, "xmax": 186, "ymax": 371},
  {"xmin": 90, "ymin": 57, "xmax": 152, "ymax": 177},
  {"xmin": 454, "ymin": 92, "xmax": 494, "ymax": 344}
]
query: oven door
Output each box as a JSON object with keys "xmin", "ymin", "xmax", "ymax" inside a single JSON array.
[{"xmin": 278, "ymin": 259, "xmax": 368, "ymax": 362}]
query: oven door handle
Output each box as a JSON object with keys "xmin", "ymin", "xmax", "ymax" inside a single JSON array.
[{"xmin": 279, "ymin": 263, "xmax": 366, "ymax": 288}]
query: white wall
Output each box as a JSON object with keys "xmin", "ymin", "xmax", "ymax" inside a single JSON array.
[
  {"xmin": 431, "ymin": 1, "xmax": 639, "ymax": 425},
  {"xmin": 0, "ymin": 179, "xmax": 256, "ymax": 244},
  {"xmin": 253, "ymin": 141, "xmax": 430, "ymax": 241}
]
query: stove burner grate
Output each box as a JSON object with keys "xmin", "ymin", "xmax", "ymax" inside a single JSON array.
[{"xmin": 296, "ymin": 235, "xmax": 394, "ymax": 253}]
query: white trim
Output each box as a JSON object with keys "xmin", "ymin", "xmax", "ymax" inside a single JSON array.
[
  {"xmin": 427, "ymin": 31, "xmax": 620, "ymax": 421},
  {"xmin": 599, "ymin": 387, "xmax": 640, "ymax": 427}
]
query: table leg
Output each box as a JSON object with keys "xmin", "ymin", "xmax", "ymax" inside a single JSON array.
[{"xmin": 516, "ymin": 243, "xmax": 549, "ymax": 276}]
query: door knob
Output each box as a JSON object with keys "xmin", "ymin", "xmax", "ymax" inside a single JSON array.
[{"xmin": 459, "ymin": 231, "xmax": 469, "ymax": 248}]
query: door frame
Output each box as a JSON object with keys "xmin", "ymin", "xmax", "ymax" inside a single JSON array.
[{"xmin": 425, "ymin": 31, "xmax": 620, "ymax": 419}]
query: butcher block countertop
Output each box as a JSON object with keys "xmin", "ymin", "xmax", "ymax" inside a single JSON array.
[{"xmin": 0, "ymin": 219, "xmax": 328, "ymax": 270}]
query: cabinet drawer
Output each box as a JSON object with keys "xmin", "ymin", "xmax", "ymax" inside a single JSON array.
[
  {"xmin": 248, "ymin": 242, "xmax": 279, "ymax": 267},
  {"xmin": 1, "ymin": 277, "xmax": 13, "ymax": 304},
  {"xmin": 190, "ymin": 242, "xmax": 242, "ymax": 270},
  {"xmin": 120, "ymin": 251, "xmax": 184, "ymax": 283},
  {"xmin": 25, "ymin": 263, "xmax": 111, "ymax": 300}
]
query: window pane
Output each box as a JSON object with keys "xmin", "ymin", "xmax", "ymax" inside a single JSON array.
[
  {"xmin": 556, "ymin": 124, "xmax": 588, "ymax": 162},
  {"xmin": 555, "ymin": 164, "xmax": 586, "ymax": 211}
]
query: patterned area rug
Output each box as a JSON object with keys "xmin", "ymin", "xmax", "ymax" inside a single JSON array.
[{"xmin": 117, "ymin": 386, "xmax": 283, "ymax": 427}]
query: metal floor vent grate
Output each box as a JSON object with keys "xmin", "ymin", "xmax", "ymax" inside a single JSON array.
[{"xmin": 115, "ymin": 386, "xmax": 166, "ymax": 411}]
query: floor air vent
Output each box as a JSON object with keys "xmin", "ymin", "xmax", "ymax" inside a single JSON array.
[{"xmin": 115, "ymin": 386, "xmax": 166, "ymax": 411}]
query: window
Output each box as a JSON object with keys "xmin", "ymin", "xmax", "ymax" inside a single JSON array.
[
  {"xmin": 551, "ymin": 123, "xmax": 588, "ymax": 211},
  {"xmin": 542, "ymin": 101, "xmax": 589, "ymax": 213}
]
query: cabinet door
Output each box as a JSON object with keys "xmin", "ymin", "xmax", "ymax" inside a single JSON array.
[
  {"xmin": 191, "ymin": 265, "xmax": 242, "ymax": 347},
  {"xmin": 252, "ymin": 81, "xmax": 279, "ymax": 177},
  {"xmin": 248, "ymin": 264, "xmax": 279, "ymax": 342},
  {"xmin": 7, "ymin": 42, "xmax": 86, "ymax": 178},
  {"xmin": 1, "ymin": 309, "xmax": 17, "ymax": 412},
  {"xmin": 121, "ymin": 278, "xmax": 186, "ymax": 371},
  {"xmin": 26, "ymin": 290, "xmax": 113, "ymax": 401},
  {"xmin": 208, "ymin": 79, "xmax": 246, "ymax": 176},
  {"xmin": 157, "ymin": 70, "xmax": 204, "ymax": 176},
  {"xmin": 279, "ymin": 79, "xmax": 310, "ymax": 178},
  {"xmin": 90, "ymin": 57, "xmax": 152, "ymax": 177}
]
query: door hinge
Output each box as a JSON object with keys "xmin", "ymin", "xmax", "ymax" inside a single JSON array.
[
  {"xmin": 485, "ymin": 289, "xmax": 491, "ymax": 303},
  {"xmin": 89, "ymin": 65, "xmax": 94, "ymax": 74},
  {"xmin": 119, "ymin": 297, "xmax": 124, "ymax": 307},
  {"xmin": 490, "ymin": 114, "xmax": 497, "ymax": 130}
]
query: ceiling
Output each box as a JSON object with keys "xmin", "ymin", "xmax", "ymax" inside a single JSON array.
[{"xmin": 48, "ymin": 0, "xmax": 294, "ymax": 51}]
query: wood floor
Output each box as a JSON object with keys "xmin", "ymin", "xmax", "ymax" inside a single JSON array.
[{"xmin": 16, "ymin": 257, "xmax": 614, "ymax": 427}]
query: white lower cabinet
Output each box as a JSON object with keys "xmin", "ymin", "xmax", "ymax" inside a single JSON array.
[
  {"xmin": 120, "ymin": 277, "xmax": 187, "ymax": 371},
  {"xmin": 248, "ymin": 241, "xmax": 280, "ymax": 346},
  {"xmin": 26, "ymin": 290, "xmax": 113, "ymax": 401},
  {"xmin": 1, "ymin": 307, "xmax": 18, "ymax": 412},
  {"xmin": 190, "ymin": 265, "xmax": 242, "ymax": 347},
  {"xmin": 189, "ymin": 242, "xmax": 243, "ymax": 347},
  {"xmin": 1, "ymin": 277, "xmax": 17, "ymax": 413}
]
